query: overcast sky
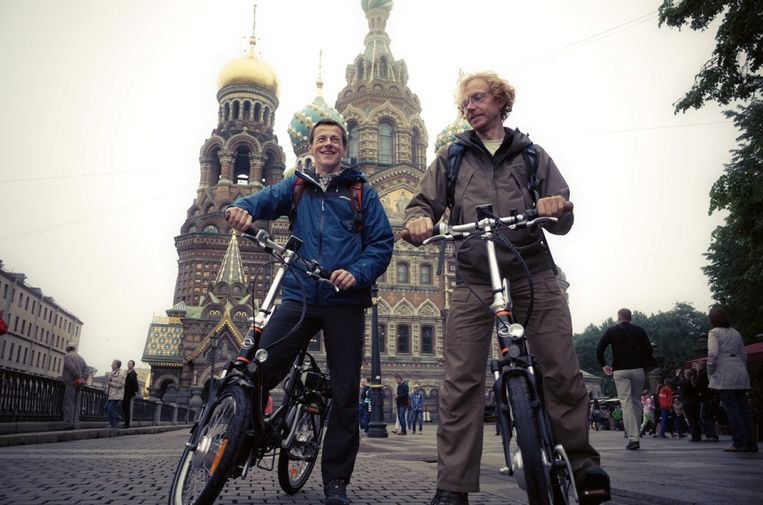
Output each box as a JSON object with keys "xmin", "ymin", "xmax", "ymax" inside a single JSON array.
[{"xmin": 0, "ymin": 0, "xmax": 737, "ymax": 375}]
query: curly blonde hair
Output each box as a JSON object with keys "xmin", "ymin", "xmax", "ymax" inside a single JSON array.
[{"xmin": 456, "ymin": 71, "xmax": 516, "ymax": 120}]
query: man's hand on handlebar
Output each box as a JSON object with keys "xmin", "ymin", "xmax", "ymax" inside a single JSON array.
[
  {"xmin": 225, "ymin": 207, "xmax": 253, "ymax": 233},
  {"xmin": 536, "ymin": 196, "xmax": 571, "ymax": 218},
  {"xmin": 403, "ymin": 216, "xmax": 434, "ymax": 245},
  {"xmin": 330, "ymin": 269, "xmax": 356, "ymax": 290}
]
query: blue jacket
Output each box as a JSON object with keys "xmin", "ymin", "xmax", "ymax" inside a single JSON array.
[{"xmin": 232, "ymin": 167, "xmax": 394, "ymax": 307}]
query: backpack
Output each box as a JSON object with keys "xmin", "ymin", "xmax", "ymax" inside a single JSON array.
[
  {"xmin": 446, "ymin": 141, "xmax": 540, "ymax": 226},
  {"xmin": 444, "ymin": 140, "xmax": 557, "ymax": 275},
  {"xmin": 289, "ymin": 177, "xmax": 364, "ymax": 232}
]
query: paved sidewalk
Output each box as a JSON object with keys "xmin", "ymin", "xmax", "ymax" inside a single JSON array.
[{"xmin": 0, "ymin": 424, "xmax": 759, "ymax": 504}]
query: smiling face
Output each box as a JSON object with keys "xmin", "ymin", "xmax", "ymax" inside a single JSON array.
[
  {"xmin": 460, "ymin": 77, "xmax": 505, "ymax": 134},
  {"xmin": 309, "ymin": 123, "xmax": 346, "ymax": 174}
]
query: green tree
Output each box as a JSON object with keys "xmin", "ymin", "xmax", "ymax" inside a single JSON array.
[{"xmin": 658, "ymin": 0, "xmax": 763, "ymax": 341}]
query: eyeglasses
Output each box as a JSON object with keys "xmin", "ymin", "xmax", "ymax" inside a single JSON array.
[{"xmin": 459, "ymin": 92, "xmax": 490, "ymax": 111}]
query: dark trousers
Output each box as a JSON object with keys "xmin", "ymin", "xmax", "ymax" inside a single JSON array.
[
  {"xmin": 256, "ymin": 300, "xmax": 365, "ymax": 485},
  {"xmin": 411, "ymin": 410, "xmax": 423, "ymax": 432},
  {"xmin": 105, "ymin": 400, "xmax": 122, "ymax": 427},
  {"xmin": 397, "ymin": 406, "xmax": 408, "ymax": 434},
  {"xmin": 719, "ymin": 389, "xmax": 757, "ymax": 449},
  {"xmin": 122, "ymin": 397, "xmax": 132, "ymax": 428},
  {"xmin": 683, "ymin": 401, "xmax": 701, "ymax": 440},
  {"xmin": 699, "ymin": 399, "xmax": 717, "ymax": 438}
]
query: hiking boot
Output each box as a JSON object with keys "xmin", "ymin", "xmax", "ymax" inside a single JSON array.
[
  {"xmin": 430, "ymin": 489, "xmax": 469, "ymax": 505},
  {"xmin": 626, "ymin": 441, "xmax": 640, "ymax": 450},
  {"xmin": 575, "ymin": 466, "xmax": 611, "ymax": 504},
  {"xmin": 324, "ymin": 478, "xmax": 350, "ymax": 505}
]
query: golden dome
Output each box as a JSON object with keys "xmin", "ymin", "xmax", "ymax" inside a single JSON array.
[{"xmin": 218, "ymin": 44, "xmax": 279, "ymax": 95}]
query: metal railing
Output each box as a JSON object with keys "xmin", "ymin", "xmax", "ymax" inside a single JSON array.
[{"xmin": 0, "ymin": 368, "xmax": 198, "ymax": 432}]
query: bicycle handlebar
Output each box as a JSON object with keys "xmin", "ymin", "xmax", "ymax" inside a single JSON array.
[
  {"xmin": 401, "ymin": 202, "xmax": 573, "ymax": 245},
  {"xmin": 421, "ymin": 203, "xmax": 572, "ymax": 245},
  {"xmin": 243, "ymin": 228, "xmax": 339, "ymax": 292}
]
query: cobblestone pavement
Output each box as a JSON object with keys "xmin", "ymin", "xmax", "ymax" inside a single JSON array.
[{"xmin": 0, "ymin": 425, "xmax": 760, "ymax": 505}]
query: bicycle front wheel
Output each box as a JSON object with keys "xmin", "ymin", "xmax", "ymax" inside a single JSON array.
[
  {"xmin": 168, "ymin": 383, "xmax": 251, "ymax": 505},
  {"xmin": 277, "ymin": 406, "xmax": 324, "ymax": 494},
  {"xmin": 507, "ymin": 376, "xmax": 553, "ymax": 505}
]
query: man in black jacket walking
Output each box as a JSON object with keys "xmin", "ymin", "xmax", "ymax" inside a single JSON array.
[
  {"xmin": 597, "ymin": 308, "xmax": 654, "ymax": 450},
  {"xmin": 122, "ymin": 360, "xmax": 139, "ymax": 428}
]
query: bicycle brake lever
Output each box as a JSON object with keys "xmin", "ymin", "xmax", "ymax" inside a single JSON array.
[
  {"xmin": 514, "ymin": 216, "xmax": 558, "ymax": 229},
  {"xmin": 319, "ymin": 277, "xmax": 340, "ymax": 293}
]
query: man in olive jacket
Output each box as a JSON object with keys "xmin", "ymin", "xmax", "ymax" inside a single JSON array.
[{"xmin": 404, "ymin": 71, "xmax": 608, "ymax": 505}]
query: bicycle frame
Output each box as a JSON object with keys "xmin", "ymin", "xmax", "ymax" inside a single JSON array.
[
  {"xmin": 424, "ymin": 204, "xmax": 577, "ymax": 504},
  {"xmin": 187, "ymin": 230, "xmax": 331, "ymax": 472}
]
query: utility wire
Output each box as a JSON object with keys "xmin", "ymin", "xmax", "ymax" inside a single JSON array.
[
  {"xmin": 0, "ymin": 196, "xmax": 162, "ymax": 240},
  {"xmin": 508, "ymin": 11, "xmax": 659, "ymax": 73},
  {"xmin": 0, "ymin": 168, "xmax": 179, "ymax": 184},
  {"xmin": 537, "ymin": 120, "xmax": 733, "ymax": 139}
]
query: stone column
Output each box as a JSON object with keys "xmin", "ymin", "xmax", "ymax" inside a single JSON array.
[{"xmin": 219, "ymin": 151, "xmax": 233, "ymax": 185}]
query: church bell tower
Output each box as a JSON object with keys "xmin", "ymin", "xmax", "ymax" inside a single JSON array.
[{"xmin": 173, "ymin": 6, "xmax": 286, "ymax": 306}]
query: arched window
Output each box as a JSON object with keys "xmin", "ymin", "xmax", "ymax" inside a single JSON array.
[
  {"xmin": 203, "ymin": 225, "xmax": 218, "ymax": 233},
  {"xmin": 379, "ymin": 57, "xmax": 388, "ymax": 78},
  {"xmin": 233, "ymin": 148, "xmax": 250, "ymax": 185},
  {"xmin": 396, "ymin": 262, "xmax": 409, "ymax": 284},
  {"xmin": 243, "ymin": 101, "xmax": 251, "ymax": 120},
  {"xmin": 421, "ymin": 325, "xmax": 434, "ymax": 354},
  {"xmin": 223, "ymin": 103, "xmax": 230, "ymax": 121},
  {"xmin": 420, "ymin": 264, "xmax": 432, "ymax": 285},
  {"xmin": 209, "ymin": 147, "xmax": 222, "ymax": 185},
  {"xmin": 348, "ymin": 122, "xmax": 359, "ymax": 163},
  {"xmin": 357, "ymin": 61, "xmax": 364, "ymax": 81},
  {"xmin": 254, "ymin": 102, "xmax": 262, "ymax": 121},
  {"xmin": 232, "ymin": 101, "xmax": 240, "ymax": 120},
  {"xmin": 378, "ymin": 122, "xmax": 393, "ymax": 164},
  {"xmin": 397, "ymin": 325, "xmax": 410, "ymax": 354}
]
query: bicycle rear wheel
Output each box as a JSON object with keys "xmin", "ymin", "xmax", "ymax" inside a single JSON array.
[
  {"xmin": 277, "ymin": 405, "xmax": 324, "ymax": 494},
  {"xmin": 507, "ymin": 375, "xmax": 553, "ymax": 505},
  {"xmin": 168, "ymin": 383, "xmax": 251, "ymax": 505}
]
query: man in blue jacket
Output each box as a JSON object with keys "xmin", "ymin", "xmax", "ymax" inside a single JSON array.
[{"xmin": 226, "ymin": 118, "xmax": 393, "ymax": 505}]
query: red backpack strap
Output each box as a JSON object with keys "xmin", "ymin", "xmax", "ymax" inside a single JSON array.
[
  {"xmin": 289, "ymin": 178, "xmax": 306, "ymax": 230},
  {"xmin": 350, "ymin": 180, "xmax": 364, "ymax": 232}
]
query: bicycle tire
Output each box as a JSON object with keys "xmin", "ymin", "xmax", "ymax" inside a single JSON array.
[
  {"xmin": 507, "ymin": 375, "xmax": 553, "ymax": 505},
  {"xmin": 168, "ymin": 383, "xmax": 251, "ymax": 505},
  {"xmin": 277, "ymin": 406, "xmax": 323, "ymax": 494}
]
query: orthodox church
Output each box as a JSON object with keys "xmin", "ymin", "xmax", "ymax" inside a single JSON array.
[{"xmin": 141, "ymin": 0, "xmax": 477, "ymax": 418}]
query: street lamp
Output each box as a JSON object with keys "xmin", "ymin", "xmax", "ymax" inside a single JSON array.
[{"xmin": 367, "ymin": 283, "xmax": 388, "ymax": 438}]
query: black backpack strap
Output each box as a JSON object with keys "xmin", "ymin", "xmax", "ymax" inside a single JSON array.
[
  {"xmin": 446, "ymin": 142, "xmax": 465, "ymax": 225},
  {"xmin": 521, "ymin": 144, "xmax": 540, "ymax": 206},
  {"xmin": 522, "ymin": 143, "xmax": 559, "ymax": 275}
]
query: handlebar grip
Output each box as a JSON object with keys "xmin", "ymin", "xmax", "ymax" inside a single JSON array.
[{"xmin": 563, "ymin": 201, "xmax": 574, "ymax": 213}]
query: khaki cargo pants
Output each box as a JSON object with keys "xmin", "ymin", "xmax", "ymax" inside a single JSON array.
[{"xmin": 437, "ymin": 270, "xmax": 600, "ymax": 493}]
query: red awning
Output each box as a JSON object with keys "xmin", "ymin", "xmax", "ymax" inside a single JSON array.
[{"xmin": 683, "ymin": 341, "xmax": 763, "ymax": 369}]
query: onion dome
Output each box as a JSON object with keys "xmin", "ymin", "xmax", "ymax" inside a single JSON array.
[
  {"xmin": 217, "ymin": 6, "xmax": 279, "ymax": 95},
  {"xmin": 288, "ymin": 53, "xmax": 346, "ymax": 157},
  {"xmin": 362, "ymin": 0, "xmax": 393, "ymax": 14},
  {"xmin": 434, "ymin": 117, "xmax": 471, "ymax": 153}
]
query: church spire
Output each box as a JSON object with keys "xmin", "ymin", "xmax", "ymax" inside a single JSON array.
[{"xmin": 215, "ymin": 230, "xmax": 247, "ymax": 286}]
